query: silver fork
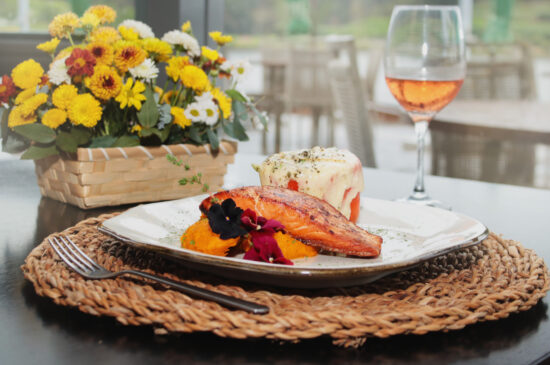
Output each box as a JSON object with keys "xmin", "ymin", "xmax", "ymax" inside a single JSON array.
[{"xmin": 48, "ymin": 235, "xmax": 269, "ymax": 314}]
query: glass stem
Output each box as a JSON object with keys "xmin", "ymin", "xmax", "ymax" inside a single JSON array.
[{"xmin": 412, "ymin": 120, "xmax": 429, "ymax": 199}]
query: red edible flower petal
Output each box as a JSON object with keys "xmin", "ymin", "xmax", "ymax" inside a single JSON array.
[{"xmin": 243, "ymin": 233, "xmax": 293, "ymax": 265}]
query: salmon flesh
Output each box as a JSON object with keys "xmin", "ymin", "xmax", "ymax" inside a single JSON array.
[{"xmin": 199, "ymin": 186, "xmax": 382, "ymax": 257}]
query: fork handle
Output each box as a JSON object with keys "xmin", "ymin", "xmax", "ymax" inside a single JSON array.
[{"xmin": 119, "ymin": 270, "xmax": 269, "ymax": 314}]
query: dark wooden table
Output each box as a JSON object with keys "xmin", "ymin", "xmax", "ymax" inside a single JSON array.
[{"xmin": 1, "ymin": 155, "xmax": 550, "ymax": 365}]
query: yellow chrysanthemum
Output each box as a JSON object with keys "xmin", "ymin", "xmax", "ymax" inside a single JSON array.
[
  {"xmin": 115, "ymin": 78, "xmax": 147, "ymax": 110},
  {"xmin": 19, "ymin": 93, "xmax": 48, "ymax": 117},
  {"xmin": 80, "ymin": 12, "xmax": 100, "ymax": 28},
  {"xmin": 211, "ymin": 88, "xmax": 232, "ymax": 119},
  {"xmin": 14, "ymin": 88, "xmax": 35, "ymax": 105},
  {"xmin": 161, "ymin": 90, "xmax": 176, "ymax": 105},
  {"xmin": 181, "ymin": 21, "xmax": 192, "ymax": 33},
  {"xmin": 11, "ymin": 59, "xmax": 44, "ymax": 90},
  {"xmin": 201, "ymin": 46, "xmax": 219, "ymax": 62},
  {"xmin": 90, "ymin": 26, "xmax": 120, "ymax": 44},
  {"xmin": 68, "ymin": 93, "xmax": 102, "ymax": 127},
  {"xmin": 131, "ymin": 124, "xmax": 142, "ymax": 135},
  {"xmin": 209, "ymin": 31, "xmax": 233, "ymax": 46},
  {"xmin": 86, "ymin": 41, "xmax": 114, "ymax": 65},
  {"xmin": 171, "ymin": 106, "xmax": 191, "ymax": 129},
  {"xmin": 8, "ymin": 106, "xmax": 36, "ymax": 128},
  {"xmin": 52, "ymin": 84, "xmax": 78, "ymax": 110},
  {"xmin": 114, "ymin": 41, "xmax": 146, "ymax": 73},
  {"xmin": 48, "ymin": 12, "xmax": 80, "ymax": 39},
  {"xmin": 41, "ymin": 108, "xmax": 67, "ymax": 129},
  {"xmin": 141, "ymin": 38, "xmax": 172, "ymax": 62},
  {"xmin": 181, "ymin": 65, "xmax": 210, "ymax": 92},
  {"xmin": 84, "ymin": 5, "xmax": 116, "ymax": 25},
  {"xmin": 87, "ymin": 65, "xmax": 122, "ymax": 100},
  {"xmin": 165, "ymin": 56, "xmax": 190, "ymax": 82},
  {"xmin": 118, "ymin": 25, "xmax": 139, "ymax": 41},
  {"xmin": 36, "ymin": 37, "xmax": 60, "ymax": 54}
]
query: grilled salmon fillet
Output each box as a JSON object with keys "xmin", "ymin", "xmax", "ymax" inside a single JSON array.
[{"xmin": 200, "ymin": 186, "xmax": 382, "ymax": 257}]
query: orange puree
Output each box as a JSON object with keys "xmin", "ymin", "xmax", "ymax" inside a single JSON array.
[{"xmin": 181, "ymin": 219, "xmax": 240, "ymax": 256}]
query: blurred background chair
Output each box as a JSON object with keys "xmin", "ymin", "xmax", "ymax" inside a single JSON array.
[
  {"xmin": 328, "ymin": 58, "xmax": 376, "ymax": 168},
  {"xmin": 283, "ymin": 46, "xmax": 335, "ymax": 148},
  {"xmin": 430, "ymin": 41, "xmax": 538, "ymax": 186}
]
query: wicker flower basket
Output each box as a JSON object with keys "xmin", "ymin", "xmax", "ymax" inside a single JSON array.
[{"xmin": 34, "ymin": 141, "xmax": 237, "ymax": 210}]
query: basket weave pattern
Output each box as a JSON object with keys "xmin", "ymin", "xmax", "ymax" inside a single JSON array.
[
  {"xmin": 22, "ymin": 214, "xmax": 549, "ymax": 348},
  {"xmin": 34, "ymin": 141, "xmax": 237, "ymax": 209}
]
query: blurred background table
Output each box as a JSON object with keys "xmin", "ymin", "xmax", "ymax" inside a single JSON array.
[{"xmin": 1, "ymin": 155, "xmax": 550, "ymax": 365}]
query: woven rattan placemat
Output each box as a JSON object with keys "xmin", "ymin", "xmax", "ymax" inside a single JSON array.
[{"xmin": 22, "ymin": 214, "xmax": 549, "ymax": 348}]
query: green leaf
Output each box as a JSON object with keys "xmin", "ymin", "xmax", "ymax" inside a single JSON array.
[
  {"xmin": 1, "ymin": 108, "xmax": 9, "ymax": 148},
  {"xmin": 188, "ymin": 125, "xmax": 202, "ymax": 144},
  {"xmin": 232, "ymin": 117, "xmax": 249, "ymax": 141},
  {"xmin": 158, "ymin": 124, "xmax": 171, "ymax": 142},
  {"xmin": 112, "ymin": 135, "xmax": 140, "ymax": 147},
  {"xmin": 56, "ymin": 131, "xmax": 78, "ymax": 153},
  {"xmin": 225, "ymin": 89, "xmax": 247, "ymax": 103},
  {"xmin": 158, "ymin": 103, "xmax": 172, "ymax": 130},
  {"xmin": 140, "ymin": 128, "xmax": 154, "ymax": 137},
  {"xmin": 137, "ymin": 85, "xmax": 160, "ymax": 128},
  {"xmin": 20, "ymin": 145, "xmax": 59, "ymax": 160},
  {"xmin": 70, "ymin": 127, "xmax": 92, "ymax": 146},
  {"xmin": 89, "ymin": 135, "xmax": 116, "ymax": 148},
  {"xmin": 206, "ymin": 128, "xmax": 219, "ymax": 150},
  {"xmin": 13, "ymin": 123, "xmax": 56, "ymax": 144}
]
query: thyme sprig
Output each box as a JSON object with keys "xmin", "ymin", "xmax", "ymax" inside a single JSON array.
[{"xmin": 167, "ymin": 154, "xmax": 210, "ymax": 192}]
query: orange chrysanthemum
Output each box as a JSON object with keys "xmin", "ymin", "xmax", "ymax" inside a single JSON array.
[
  {"xmin": 87, "ymin": 65, "xmax": 122, "ymax": 100},
  {"xmin": 114, "ymin": 42, "xmax": 146, "ymax": 73},
  {"xmin": 86, "ymin": 41, "xmax": 114, "ymax": 65}
]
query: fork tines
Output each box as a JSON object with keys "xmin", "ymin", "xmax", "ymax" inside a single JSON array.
[{"xmin": 48, "ymin": 236, "xmax": 100, "ymax": 275}]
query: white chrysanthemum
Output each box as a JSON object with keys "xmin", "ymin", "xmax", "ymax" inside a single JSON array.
[
  {"xmin": 129, "ymin": 58, "xmax": 158, "ymax": 81},
  {"xmin": 119, "ymin": 19, "xmax": 154, "ymax": 39},
  {"xmin": 48, "ymin": 56, "xmax": 71, "ymax": 85},
  {"xmin": 200, "ymin": 100, "xmax": 219, "ymax": 126},
  {"xmin": 184, "ymin": 102, "xmax": 204, "ymax": 122},
  {"xmin": 194, "ymin": 91, "xmax": 214, "ymax": 104},
  {"xmin": 161, "ymin": 30, "xmax": 200, "ymax": 57},
  {"xmin": 223, "ymin": 59, "xmax": 251, "ymax": 82}
]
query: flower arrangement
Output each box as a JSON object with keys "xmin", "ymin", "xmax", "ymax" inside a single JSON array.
[{"xmin": 0, "ymin": 5, "xmax": 265, "ymax": 160}]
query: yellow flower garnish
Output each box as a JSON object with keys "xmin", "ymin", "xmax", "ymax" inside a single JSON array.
[
  {"xmin": 87, "ymin": 65, "xmax": 122, "ymax": 100},
  {"xmin": 211, "ymin": 88, "xmax": 232, "ymax": 119},
  {"xmin": 68, "ymin": 93, "xmax": 102, "ymax": 127},
  {"xmin": 115, "ymin": 78, "xmax": 147, "ymax": 110},
  {"xmin": 118, "ymin": 25, "xmax": 139, "ymax": 41},
  {"xmin": 201, "ymin": 46, "xmax": 219, "ymax": 62},
  {"xmin": 19, "ymin": 93, "xmax": 48, "ymax": 117},
  {"xmin": 14, "ymin": 88, "xmax": 35, "ymax": 105},
  {"xmin": 86, "ymin": 41, "xmax": 114, "ymax": 65},
  {"xmin": 48, "ymin": 12, "xmax": 80, "ymax": 39},
  {"xmin": 141, "ymin": 38, "xmax": 172, "ymax": 62},
  {"xmin": 181, "ymin": 65, "xmax": 210, "ymax": 92},
  {"xmin": 8, "ymin": 106, "xmax": 36, "ymax": 128},
  {"xmin": 165, "ymin": 56, "xmax": 189, "ymax": 82},
  {"xmin": 181, "ymin": 21, "xmax": 192, "ymax": 33},
  {"xmin": 171, "ymin": 106, "xmax": 191, "ymax": 129},
  {"xmin": 80, "ymin": 12, "xmax": 100, "ymax": 28},
  {"xmin": 36, "ymin": 37, "xmax": 60, "ymax": 54},
  {"xmin": 41, "ymin": 108, "xmax": 67, "ymax": 129},
  {"xmin": 90, "ymin": 26, "xmax": 120, "ymax": 44},
  {"xmin": 11, "ymin": 59, "xmax": 44, "ymax": 90},
  {"xmin": 52, "ymin": 84, "xmax": 78, "ymax": 110},
  {"xmin": 83, "ymin": 5, "xmax": 116, "ymax": 25},
  {"xmin": 114, "ymin": 41, "xmax": 146, "ymax": 73},
  {"xmin": 209, "ymin": 31, "xmax": 233, "ymax": 46}
]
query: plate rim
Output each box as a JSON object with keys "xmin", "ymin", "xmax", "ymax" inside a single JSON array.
[{"xmin": 97, "ymin": 200, "xmax": 489, "ymax": 279}]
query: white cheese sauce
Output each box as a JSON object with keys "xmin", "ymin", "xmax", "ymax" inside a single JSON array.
[{"xmin": 256, "ymin": 147, "xmax": 364, "ymax": 219}]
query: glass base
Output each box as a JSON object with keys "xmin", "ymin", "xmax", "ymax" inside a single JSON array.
[{"xmin": 396, "ymin": 193, "xmax": 451, "ymax": 210}]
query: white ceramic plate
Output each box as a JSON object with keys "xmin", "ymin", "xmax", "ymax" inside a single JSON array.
[{"xmin": 99, "ymin": 195, "xmax": 488, "ymax": 288}]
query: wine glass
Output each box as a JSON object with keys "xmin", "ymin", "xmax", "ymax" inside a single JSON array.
[{"xmin": 384, "ymin": 5, "xmax": 466, "ymax": 209}]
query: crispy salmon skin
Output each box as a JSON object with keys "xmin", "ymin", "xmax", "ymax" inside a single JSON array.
[{"xmin": 200, "ymin": 186, "xmax": 382, "ymax": 257}]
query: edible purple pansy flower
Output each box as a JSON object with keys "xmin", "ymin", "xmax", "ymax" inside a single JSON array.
[
  {"xmin": 240, "ymin": 208, "xmax": 284, "ymax": 236},
  {"xmin": 243, "ymin": 233, "xmax": 293, "ymax": 265},
  {"xmin": 207, "ymin": 198, "xmax": 247, "ymax": 239}
]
